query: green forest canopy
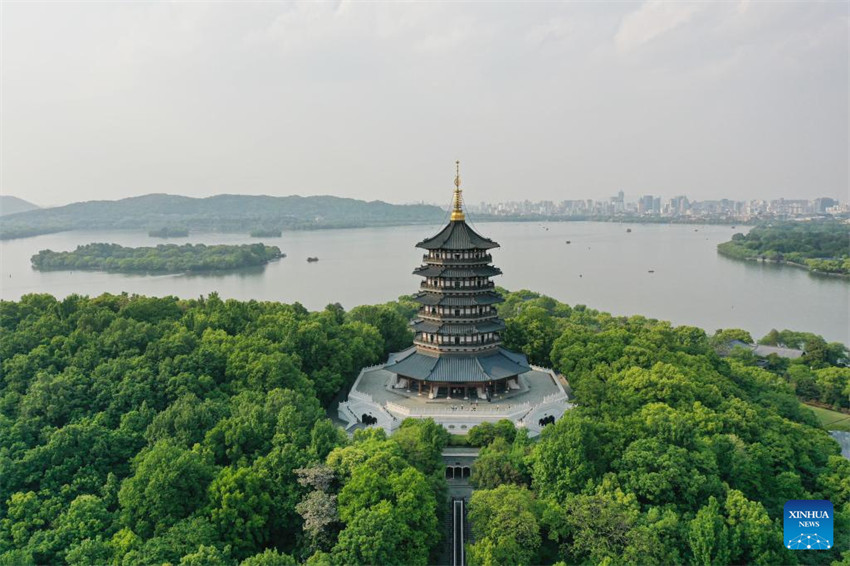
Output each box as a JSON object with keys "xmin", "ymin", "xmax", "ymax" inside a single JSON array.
[
  {"xmin": 0, "ymin": 290, "xmax": 848, "ymax": 565},
  {"xmin": 718, "ymin": 220, "xmax": 850, "ymax": 275},
  {"xmin": 31, "ymin": 243, "xmax": 283, "ymax": 274}
]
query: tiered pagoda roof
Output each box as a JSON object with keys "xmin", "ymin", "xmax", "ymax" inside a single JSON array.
[
  {"xmin": 415, "ymin": 219, "xmax": 499, "ymax": 250},
  {"xmin": 384, "ymin": 162, "xmax": 530, "ymax": 385}
]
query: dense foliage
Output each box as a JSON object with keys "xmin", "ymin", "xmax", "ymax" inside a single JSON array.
[
  {"xmin": 0, "ymin": 194, "xmax": 445, "ymax": 240},
  {"xmin": 1, "ymin": 289, "xmax": 848, "ymax": 565},
  {"xmin": 718, "ymin": 220, "xmax": 850, "ymax": 275},
  {"xmin": 0, "ymin": 293, "xmax": 430, "ymax": 564},
  {"xmin": 459, "ymin": 289, "xmax": 850, "ymax": 565},
  {"xmin": 31, "ymin": 243, "xmax": 283, "ymax": 274}
]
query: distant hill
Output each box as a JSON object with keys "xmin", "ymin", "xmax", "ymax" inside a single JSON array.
[
  {"xmin": 0, "ymin": 196, "xmax": 39, "ymax": 217},
  {"xmin": 0, "ymin": 193, "xmax": 446, "ymax": 240}
]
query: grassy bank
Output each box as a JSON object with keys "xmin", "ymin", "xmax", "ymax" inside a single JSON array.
[{"xmin": 805, "ymin": 404, "xmax": 850, "ymax": 432}]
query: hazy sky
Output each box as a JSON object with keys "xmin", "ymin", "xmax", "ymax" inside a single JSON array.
[{"xmin": 1, "ymin": 1, "xmax": 847, "ymax": 207}]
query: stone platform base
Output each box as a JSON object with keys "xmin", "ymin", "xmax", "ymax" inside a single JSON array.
[{"xmin": 338, "ymin": 363, "xmax": 573, "ymax": 437}]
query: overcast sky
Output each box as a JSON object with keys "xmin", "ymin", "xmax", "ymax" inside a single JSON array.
[{"xmin": 1, "ymin": 1, "xmax": 847, "ymax": 207}]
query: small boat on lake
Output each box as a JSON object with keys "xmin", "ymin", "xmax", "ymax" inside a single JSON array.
[{"xmin": 307, "ymin": 257, "xmax": 319, "ymax": 262}]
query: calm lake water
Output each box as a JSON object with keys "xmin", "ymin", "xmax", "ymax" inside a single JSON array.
[{"xmin": 1, "ymin": 222, "xmax": 847, "ymax": 345}]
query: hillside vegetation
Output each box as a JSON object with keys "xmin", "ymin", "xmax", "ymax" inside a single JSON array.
[
  {"xmin": 0, "ymin": 196, "xmax": 39, "ymax": 217},
  {"xmin": 718, "ymin": 220, "xmax": 850, "ymax": 276},
  {"xmin": 0, "ymin": 194, "xmax": 445, "ymax": 240},
  {"xmin": 0, "ymin": 290, "xmax": 847, "ymax": 565},
  {"xmin": 31, "ymin": 243, "xmax": 283, "ymax": 274}
]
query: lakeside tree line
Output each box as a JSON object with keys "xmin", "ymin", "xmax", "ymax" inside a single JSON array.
[
  {"xmin": 31, "ymin": 243, "xmax": 283, "ymax": 274},
  {"xmin": 1, "ymin": 290, "xmax": 848, "ymax": 564},
  {"xmin": 718, "ymin": 220, "xmax": 850, "ymax": 276}
]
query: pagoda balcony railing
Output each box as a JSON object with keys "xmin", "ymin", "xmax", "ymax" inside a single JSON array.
[
  {"xmin": 419, "ymin": 282, "xmax": 495, "ymax": 293},
  {"xmin": 422, "ymin": 254, "xmax": 492, "ymax": 265},
  {"xmin": 413, "ymin": 338, "xmax": 502, "ymax": 352},
  {"xmin": 417, "ymin": 312, "xmax": 499, "ymax": 323}
]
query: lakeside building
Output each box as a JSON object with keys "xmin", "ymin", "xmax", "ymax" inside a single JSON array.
[
  {"xmin": 338, "ymin": 164, "xmax": 572, "ymax": 436},
  {"xmin": 468, "ymin": 194, "xmax": 846, "ymax": 222}
]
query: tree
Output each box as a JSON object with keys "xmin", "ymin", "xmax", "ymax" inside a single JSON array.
[
  {"xmin": 390, "ymin": 418, "xmax": 449, "ymax": 476},
  {"xmin": 296, "ymin": 463, "xmax": 340, "ymax": 553},
  {"xmin": 207, "ymin": 465, "xmax": 274, "ymax": 558},
  {"xmin": 240, "ymin": 548, "xmax": 297, "ymax": 566},
  {"xmin": 118, "ymin": 441, "xmax": 215, "ymax": 537},
  {"xmin": 347, "ymin": 304, "xmax": 413, "ymax": 355},
  {"xmin": 470, "ymin": 437, "xmax": 526, "ymax": 489},
  {"xmin": 710, "ymin": 328, "xmax": 753, "ymax": 347},
  {"xmin": 543, "ymin": 483, "xmax": 640, "ymax": 564},
  {"xmin": 296, "ymin": 491, "xmax": 338, "ymax": 552},
  {"xmin": 814, "ymin": 367, "xmax": 850, "ymax": 408},
  {"xmin": 531, "ymin": 414, "xmax": 611, "ymax": 501},
  {"xmin": 467, "ymin": 420, "xmax": 516, "ymax": 447},
  {"xmin": 178, "ymin": 544, "xmax": 233, "ymax": 566},
  {"xmin": 616, "ymin": 437, "xmax": 720, "ymax": 507},
  {"xmin": 687, "ymin": 497, "xmax": 730, "ymax": 566},
  {"xmin": 467, "ymin": 485, "xmax": 541, "ymax": 566},
  {"xmin": 308, "ymin": 419, "xmax": 348, "ymax": 462},
  {"xmin": 332, "ymin": 501, "xmax": 410, "ymax": 565},
  {"xmin": 723, "ymin": 490, "xmax": 783, "ymax": 565}
]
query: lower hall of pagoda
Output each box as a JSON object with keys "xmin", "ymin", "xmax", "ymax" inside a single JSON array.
[{"xmin": 396, "ymin": 375, "xmax": 517, "ymax": 401}]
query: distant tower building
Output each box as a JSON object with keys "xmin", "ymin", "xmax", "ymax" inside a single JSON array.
[
  {"xmin": 814, "ymin": 197, "xmax": 837, "ymax": 214},
  {"xmin": 611, "ymin": 190, "xmax": 625, "ymax": 214}
]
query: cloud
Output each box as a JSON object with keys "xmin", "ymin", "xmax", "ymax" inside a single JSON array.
[
  {"xmin": 615, "ymin": 1, "xmax": 706, "ymax": 52},
  {"xmin": 0, "ymin": 2, "xmax": 846, "ymax": 203}
]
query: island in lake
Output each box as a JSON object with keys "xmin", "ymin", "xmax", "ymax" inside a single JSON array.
[
  {"xmin": 718, "ymin": 219, "xmax": 849, "ymax": 276},
  {"xmin": 31, "ymin": 242, "xmax": 283, "ymax": 274},
  {"xmin": 250, "ymin": 228, "xmax": 283, "ymax": 237},
  {"xmin": 149, "ymin": 227, "xmax": 190, "ymax": 238}
]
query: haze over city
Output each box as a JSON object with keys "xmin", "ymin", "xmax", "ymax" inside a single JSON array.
[{"xmin": 1, "ymin": 1, "xmax": 847, "ymax": 207}]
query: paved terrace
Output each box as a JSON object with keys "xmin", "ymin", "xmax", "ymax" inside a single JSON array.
[{"xmin": 338, "ymin": 362, "xmax": 573, "ymax": 436}]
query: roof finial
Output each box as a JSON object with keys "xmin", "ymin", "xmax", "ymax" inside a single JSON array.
[{"xmin": 451, "ymin": 160, "xmax": 465, "ymax": 221}]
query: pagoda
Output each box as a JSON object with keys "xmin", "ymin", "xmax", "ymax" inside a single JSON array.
[{"xmin": 384, "ymin": 162, "xmax": 530, "ymax": 400}]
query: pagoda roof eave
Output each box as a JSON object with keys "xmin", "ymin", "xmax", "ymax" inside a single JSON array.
[
  {"xmin": 386, "ymin": 346, "xmax": 530, "ymax": 383},
  {"xmin": 412, "ymin": 291, "xmax": 504, "ymax": 306},
  {"xmin": 416, "ymin": 220, "xmax": 499, "ymax": 250},
  {"xmin": 411, "ymin": 319, "xmax": 506, "ymax": 335},
  {"xmin": 413, "ymin": 265, "xmax": 502, "ymax": 278}
]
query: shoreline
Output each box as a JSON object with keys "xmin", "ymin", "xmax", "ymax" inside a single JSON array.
[
  {"xmin": 717, "ymin": 251, "xmax": 849, "ymax": 280},
  {"xmin": 1, "ymin": 216, "xmax": 750, "ymax": 242}
]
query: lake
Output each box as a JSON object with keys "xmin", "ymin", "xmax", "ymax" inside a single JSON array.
[{"xmin": 1, "ymin": 221, "xmax": 847, "ymax": 345}]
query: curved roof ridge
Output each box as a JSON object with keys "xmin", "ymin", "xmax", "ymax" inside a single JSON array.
[{"xmin": 416, "ymin": 220, "xmax": 499, "ymax": 250}]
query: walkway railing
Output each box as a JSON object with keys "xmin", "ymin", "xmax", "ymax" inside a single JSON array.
[{"xmin": 385, "ymin": 400, "xmax": 531, "ymax": 417}]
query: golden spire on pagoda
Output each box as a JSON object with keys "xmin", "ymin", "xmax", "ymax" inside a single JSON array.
[{"xmin": 451, "ymin": 160, "xmax": 465, "ymax": 221}]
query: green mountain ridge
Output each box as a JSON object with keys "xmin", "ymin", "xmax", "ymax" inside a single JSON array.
[
  {"xmin": 0, "ymin": 195, "xmax": 40, "ymax": 217},
  {"xmin": 0, "ymin": 193, "xmax": 446, "ymax": 239}
]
